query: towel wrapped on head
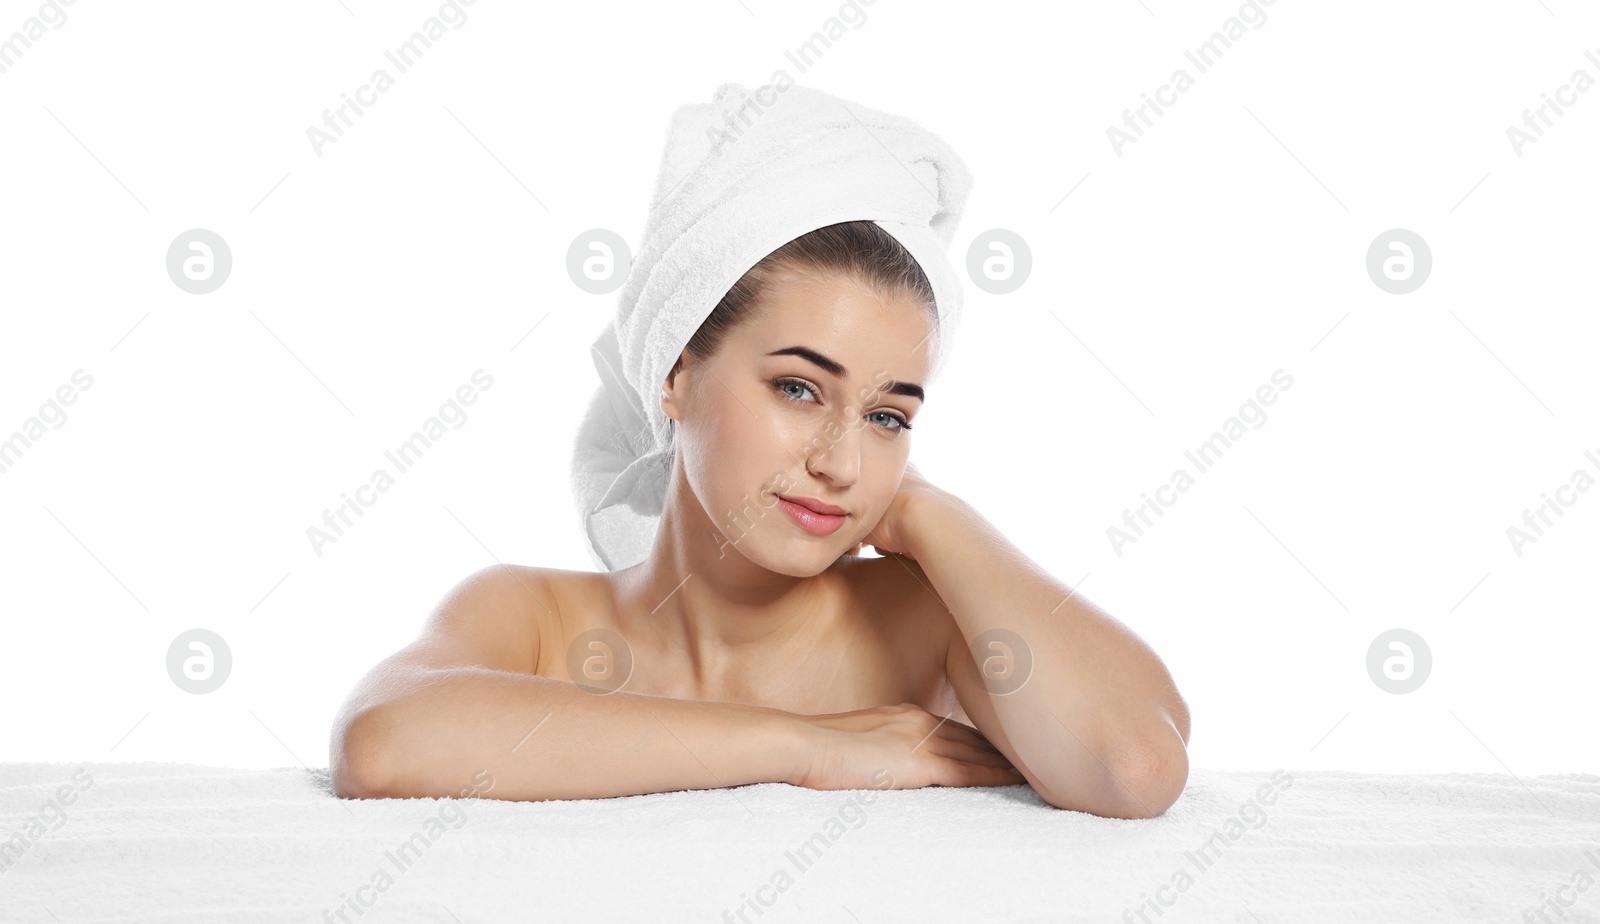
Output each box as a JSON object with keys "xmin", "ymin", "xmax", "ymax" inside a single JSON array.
[{"xmin": 570, "ymin": 81, "xmax": 974, "ymax": 572}]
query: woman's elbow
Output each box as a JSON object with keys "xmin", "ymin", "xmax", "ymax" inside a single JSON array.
[
  {"xmin": 330, "ymin": 708, "xmax": 394, "ymax": 800},
  {"xmin": 1100, "ymin": 692, "xmax": 1192, "ymax": 817},
  {"xmin": 1040, "ymin": 732, "xmax": 1189, "ymax": 818},
  {"xmin": 1105, "ymin": 736, "xmax": 1188, "ymax": 818}
]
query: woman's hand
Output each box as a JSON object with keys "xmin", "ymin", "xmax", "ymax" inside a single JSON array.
[
  {"xmin": 792, "ymin": 702, "xmax": 1026, "ymax": 792},
  {"xmin": 858, "ymin": 461, "xmax": 949, "ymax": 559}
]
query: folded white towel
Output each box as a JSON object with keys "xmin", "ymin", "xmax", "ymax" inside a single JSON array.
[
  {"xmin": 570, "ymin": 80, "xmax": 974, "ymax": 571},
  {"xmin": 4, "ymin": 761, "xmax": 1595, "ymax": 922}
]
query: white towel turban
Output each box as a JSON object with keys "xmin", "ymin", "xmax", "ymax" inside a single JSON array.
[{"xmin": 570, "ymin": 81, "xmax": 974, "ymax": 572}]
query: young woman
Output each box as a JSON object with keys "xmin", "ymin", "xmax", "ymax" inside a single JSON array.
[{"xmin": 329, "ymin": 221, "xmax": 1191, "ymax": 818}]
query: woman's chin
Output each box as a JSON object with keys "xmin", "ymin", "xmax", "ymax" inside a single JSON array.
[{"xmin": 746, "ymin": 538, "xmax": 845, "ymax": 578}]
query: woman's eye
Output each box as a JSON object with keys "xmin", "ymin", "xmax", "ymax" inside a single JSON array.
[
  {"xmin": 868, "ymin": 411, "xmax": 910, "ymax": 432},
  {"xmin": 776, "ymin": 378, "xmax": 911, "ymax": 432},
  {"xmin": 776, "ymin": 378, "xmax": 818, "ymax": 402}
]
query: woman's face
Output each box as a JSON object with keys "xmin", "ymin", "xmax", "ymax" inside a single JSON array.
[{"xmin": 661, "ymin": 270, "xmax": 934, "ymax": 576}]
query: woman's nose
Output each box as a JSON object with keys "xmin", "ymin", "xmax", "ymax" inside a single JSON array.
[{"xmin": 804, "ymin": 417, "xmax": 862, "ymax": 487}]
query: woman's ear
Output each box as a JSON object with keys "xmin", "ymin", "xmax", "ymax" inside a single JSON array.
[{"xmin": 660, "ymin": 352, "xmax": 690, "ymax": 423}]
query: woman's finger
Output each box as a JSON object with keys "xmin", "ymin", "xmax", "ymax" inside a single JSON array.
[
  {"xmin": 934, "ymin": 719, "xmax": 1002, "ymax": 753},
  {"xmin": 930, "ymin": 737, "xmax": 1017, "ymax": 769},
  {"xmin": 937, "ymin": 759, "xmax": 1028, "ymax": 789}
]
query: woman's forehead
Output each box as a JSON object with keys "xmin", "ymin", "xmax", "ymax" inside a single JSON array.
[{"xmin": 738, "ymin": 276, "xmax": 934, "ymax": 378}]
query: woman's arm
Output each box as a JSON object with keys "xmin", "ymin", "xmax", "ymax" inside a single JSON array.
[
  {"xmin": 874, "ymin": 481, "xmax": 1191, "ymax": 818},
  {"xmin": 335, "ymin": 665, "xmax": 811, "ymax": 801},
  {"xmin": 330, "ymin": 565, "xmax": 807, "ymax": 801}
]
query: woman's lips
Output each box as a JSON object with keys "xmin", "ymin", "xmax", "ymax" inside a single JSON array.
[{"xmin": 776, "ymin": 495, "xmax": 847, "ymax": 536}]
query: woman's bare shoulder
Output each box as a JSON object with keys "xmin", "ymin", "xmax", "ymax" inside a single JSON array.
[
  {"xmin": 391, "ymin": 563, "xmax": 608, "ymax": 680},
  {"xmin": 523, "ymin": 564, "xmax": 615, "ymax": 621},
  {"xmin": 500, "ymin": 565, "xmax": 623, "ymax": 676}
]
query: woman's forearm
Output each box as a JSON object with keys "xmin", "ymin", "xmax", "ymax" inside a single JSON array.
[
  {"xmin": 333, "ymin": 666, "xmax": 808, "ymax": 801},
  {"xmin": 900, "ymin": 493, "xmax": 1191, "ymax": 816}
]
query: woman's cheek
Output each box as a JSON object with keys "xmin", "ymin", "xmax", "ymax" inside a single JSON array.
[{"xmin": 715, "ymin": 411, "xmax": 777, "ymax": 507}]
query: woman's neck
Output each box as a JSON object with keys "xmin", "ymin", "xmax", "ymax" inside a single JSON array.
[{"xmin": 606, "ymin": 473, "xmax": 845, "ymax": 695}]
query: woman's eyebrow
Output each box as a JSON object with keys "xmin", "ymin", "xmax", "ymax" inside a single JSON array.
[
  {"xmin": 768, "ymin": 345, "xmax": 846, "ymax": 377},
  {"xmin": 766, "ymin": 345, "xmax": 924, "ymax": 402}
]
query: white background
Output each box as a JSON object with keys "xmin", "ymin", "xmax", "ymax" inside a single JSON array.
[{"xmin": 1, "ymin": 0, "xmax": 1595, "ymax": 780}]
